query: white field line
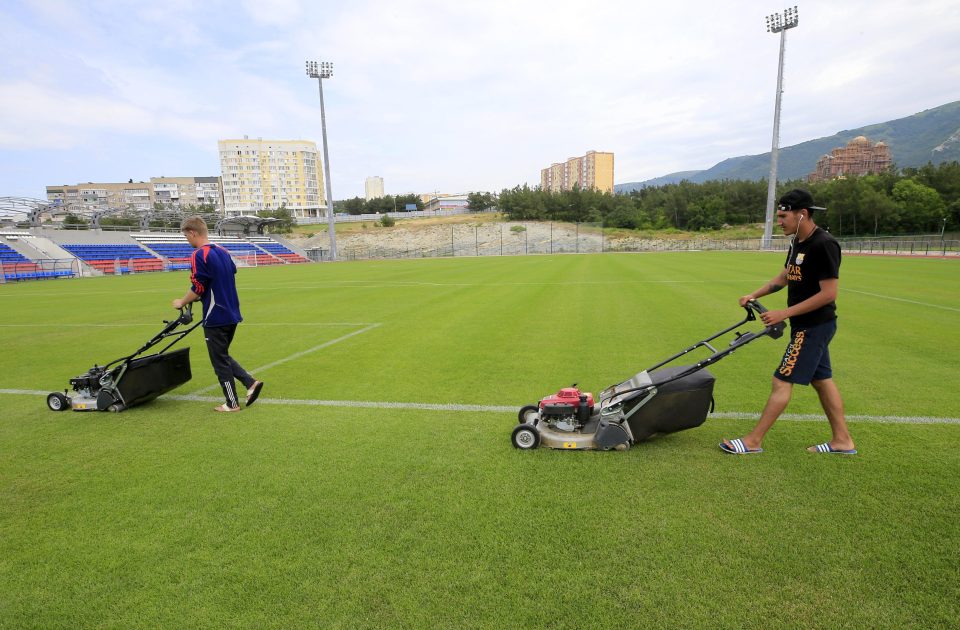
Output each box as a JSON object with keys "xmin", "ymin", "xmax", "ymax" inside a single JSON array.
[
  {"xmin": 3, "ymin": 389, "xmax": 959, "ymax": 424},
  {"xmin": 844, "ymin": 289, "xmax": 960, "ymax": 313},
  {"xmin": 0, "ymin": 322, "xmax": 372, "ymax": 328},
  {"xmin": 189, "ymin": 323, "xmax": 382, "ymax": 395}
]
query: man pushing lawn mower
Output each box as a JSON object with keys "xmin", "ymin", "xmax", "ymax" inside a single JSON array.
[
  {"xmin": 720, "ymin": 189, "xmax": 857, "ymax": 456},
  {"xmin": 172, "ymin": 216, "xmax": 264, "ymax": 412}
]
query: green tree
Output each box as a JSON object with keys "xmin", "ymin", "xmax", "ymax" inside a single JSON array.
[
  {"xmin": 62, "ymin": 213, "xmax": 89, "ymax": 229},
  {"xmin": 258, "ymin": 206, "xmax": 296, "ymax": 233},
  {"xmin": 394, "ymin": 194, "xmax": 424, "ymax": 211},
  {"xmin": 341, "ymin": 197, "xmax": 366, "ymax": 215},
  {"xmin": 364, "ymin": 196, "xmax": 395, "ymax": 215},
  {"xmin": 892, "ymin": 179, "xmax": 946, "ymax": 233},
  {"xmin": 467, "ymin": 192, "xmax": 496, "ymax": 212}
]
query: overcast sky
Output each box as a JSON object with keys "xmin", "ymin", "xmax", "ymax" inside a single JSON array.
[{"xmin": 1, "ymin": 0, "xmax": 958, "ymax": 201}]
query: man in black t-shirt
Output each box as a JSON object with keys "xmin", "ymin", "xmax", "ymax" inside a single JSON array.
[{"xmin": 720, "ymin": 189, "xmax": 857, "ymax": 455}]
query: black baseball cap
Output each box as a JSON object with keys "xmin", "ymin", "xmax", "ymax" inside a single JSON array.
[{"xmin": 778, "ymin": 189, "xmax": 825, "ymax": 212}]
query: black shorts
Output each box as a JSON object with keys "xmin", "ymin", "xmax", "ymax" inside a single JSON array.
[{"xmin": 774, "ymin": 319, "xmax": 837, "ymax": 385}]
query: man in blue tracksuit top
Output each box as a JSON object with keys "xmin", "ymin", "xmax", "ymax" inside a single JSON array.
[{"xmin": 172, "ymin": 216, "xmax": 263, "ymax": 412}]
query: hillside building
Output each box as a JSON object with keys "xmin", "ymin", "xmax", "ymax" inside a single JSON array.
[
  {"xmin": 365, "ymin": 176, "xmax": 385, "ymax": 200},
  {"xmin": 540, "ymin": 151, "xmax": 614, "ymax": 194},
  {"xmin": 218, "ymin": 137, "xmax": 325, "ymax": 218},
  {"xmin": 46, "ymin": 177, "xmax": 224, "ymax": 214},
  {"xmin": 808, "ymin": 136, "xmax": 892, "ymax": 182}
]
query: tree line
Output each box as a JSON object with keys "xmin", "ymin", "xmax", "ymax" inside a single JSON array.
[
  {"xmin": 333, "ymin": 194, "xmax": 425, "ymax": 216},
  {"xmin": 487, "ymin": 161, "xmax": 960, "ymax": 237}
]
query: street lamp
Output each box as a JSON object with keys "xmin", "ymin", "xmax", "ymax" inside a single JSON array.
[
  {"xmin": 305, "ymin": 60, "xmax": 338, "ymax": 261},
  {"xmin": 761, "ymin": 6, "xmax": 799, "ymax": 249}
]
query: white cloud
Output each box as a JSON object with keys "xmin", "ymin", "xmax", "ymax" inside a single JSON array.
[{"xmin": 1, "ymin": 0, "xmax": 958, "ymax": 197}]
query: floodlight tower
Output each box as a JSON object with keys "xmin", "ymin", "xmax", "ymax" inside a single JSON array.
[
  {"xmin": 762, "ymin": 6, "xmax": 799, "ymax": 249},
  {"xmin": 306, "ymin": 60, "xmax": 338, "ymax": 261}
]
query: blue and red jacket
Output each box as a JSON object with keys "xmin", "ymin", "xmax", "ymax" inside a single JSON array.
[{"xmin": 189, "ymin": 243, "xmax": 243, "ymax": 328}]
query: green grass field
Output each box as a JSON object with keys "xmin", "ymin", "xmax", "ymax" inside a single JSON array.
[{"xmin": 1, "ymin": 252, "xmax": 958, "ymax": 628}]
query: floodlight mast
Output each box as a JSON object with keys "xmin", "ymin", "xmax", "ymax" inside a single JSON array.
[
  {"xmin": 762, "ymin": 6, "xmax": 799, "ymax": 249},
  {"xmin": 305, "ymin": 60, "xmax": 338, "ymax": 261}
]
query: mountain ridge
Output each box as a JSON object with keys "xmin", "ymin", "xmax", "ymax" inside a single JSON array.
[{"xmin": 615, "ymin": 100, "xmax": 960, "ymax": 193}]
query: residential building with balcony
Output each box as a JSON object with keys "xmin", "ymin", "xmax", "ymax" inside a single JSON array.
[
  {"xmin": 46, "ymin": 177, "xmax": 224, "ymax": 215},
  {"xmin": 540, "ymin": 150, "xmax": 614, "ymax": 194},
  {"xmin": 218, "ymin": 137, "xmax": 325, "ymax": 218}
]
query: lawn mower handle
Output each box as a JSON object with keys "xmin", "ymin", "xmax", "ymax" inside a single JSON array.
[
  {"xmin": 644, "ymin": 299, "xmax": 783, "ymax": 374},
  {"xmin": 744, "ymin": 299, "xmax": 785, "ymax": 338},
  {"xmin": 104, "ymin": 305, "xmax": 201, "ymax": 370}
]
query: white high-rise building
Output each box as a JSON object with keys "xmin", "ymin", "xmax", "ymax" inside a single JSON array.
[
  {"xmin": 218, "ymin": 137, "xmax": 325, "ymax": 218},
  {"xmin": 365, "ymin": 176, "xmax": 385, "ymax": 200}
]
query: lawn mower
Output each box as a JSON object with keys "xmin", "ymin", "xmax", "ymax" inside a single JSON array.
[
  {"xmin": 511, "ymin": 300, "xmax": 785, "ymax": 450},
  {"xmin": 47, "ymin": 305, "xmax": 201, "ymax": 413}
]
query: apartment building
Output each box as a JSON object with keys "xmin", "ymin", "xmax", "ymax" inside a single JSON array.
[
  {"xmin": 540, "ymin": 150, "xmax": 615, "ymax": 194},
  {"xmin": 46, "ymin": 177, "xmax": 223, "ymax": 213},
  {"xmin": 365, "ymin": 176, "xmax": 385, "ymax": 200},
  {"xmin": 152, "ymin": 176, "xmax": 224, "ymax": 208},
  {"xmin": 218, "ymin": 137, "xmax": 325, "ymax": 218}
]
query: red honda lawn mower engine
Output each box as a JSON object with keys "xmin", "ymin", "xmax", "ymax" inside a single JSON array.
[{"xmin": 532, "ymin": 386, "xmax": 594, "ymax": 432}]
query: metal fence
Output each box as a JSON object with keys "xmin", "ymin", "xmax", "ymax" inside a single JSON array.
[
  {"xmin": 297, "ymin": 208, "xmax": 470, "ymax": 225},
  {"xmin": 335, "ymin": 222, "xmax": 960, "ymax": 261},
  {"xmin": 838, "ymin": 237, "xmax": 959, "ymax": 256}
]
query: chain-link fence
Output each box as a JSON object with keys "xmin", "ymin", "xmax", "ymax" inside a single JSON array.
[{"xmin": 334, "ymin": 222, "xmax": 959, "ymax": 261}]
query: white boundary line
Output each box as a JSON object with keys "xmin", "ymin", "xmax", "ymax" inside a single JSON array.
[
  {"xmin": 844, "ymin": 289, "xmax": 960, "ymax": 313},
  {"xmin": 189, "ymin": 323, "xmax": 382, "ymax": 395},
  {"xmin": 0, "ymin": 322, "xmax": 379, "ymax": 329},
  {"xmin": 3, "ymin": 389, "xmax": 958, "ymax": 424}
]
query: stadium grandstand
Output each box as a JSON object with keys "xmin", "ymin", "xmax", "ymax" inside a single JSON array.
[{"xmin": 0, "ymin": 227, "xmax": 312, "ymax": 283}]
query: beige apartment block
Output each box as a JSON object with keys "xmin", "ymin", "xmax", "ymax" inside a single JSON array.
[
  {"xmin": 151, "ymin": 176, "xmax": 223, "ymax": 209},
  {"xmin": 218, "ymin": 137, "xmax": 325, "ymax": 218},
  {"xmin": 46, "ymin": 177, "xmax": 224, "ymax": 214},
  {"xmin": 46, "ymin": 182, "xmax": 155, "ymax": 213},
  {"xmin": 365, "ymin": 176, "xmax": 385, "ymax": 200},
  {"xmin": 540, "ymin": 150, "xmax": 614, "ymax": 193}
]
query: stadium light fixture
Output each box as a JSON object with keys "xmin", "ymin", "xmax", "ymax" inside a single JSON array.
[
  {"xmin": 305, "ymin": 60, "xmax": 338, "ymax": 261},
  {"xmin": 761, "ymin": 6, "xmax": 799, "ymax": 249}
]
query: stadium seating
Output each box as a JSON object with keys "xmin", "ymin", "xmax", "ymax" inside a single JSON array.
[
  {"xmin": 62, "ymin": 243, "xmax": 163, "ymax": 274},
  {"xmin": 215, "ymin": 239, "xmax": 284, "ymax": 266},
  {"xmin": 0, "ymin": 242, "xmax": 31, "ymax": 264},
  {"xmin": 247, "ymin": 237, "xmax": 310, "ymax": 263},
  {"xmin": 1, "ymin": 237, "xmax": 76, "ymax": 281},
  {"xmin": 132, "ymin": 235, "xmax": 194, "ymax": 270},
  {"xmin": 2, "ymin": 266, "xmax": 74, "ymax": 281}
]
